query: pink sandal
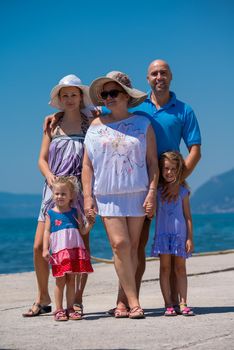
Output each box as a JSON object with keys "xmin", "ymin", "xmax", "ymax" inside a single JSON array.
[
  {"xmin": 54, "ymin": 309, "xmax": 68, "ymax": 321},
  {"xmin": 180, "ymin": 303, "xmax": 195, "ymax": 316},
  {"xmin": 164, "ymin": 307, "xmax": 177, "ymax": 316},
  {"xmin": 67, "ymin": 308, "xmax": 83, "ymax": 320}
]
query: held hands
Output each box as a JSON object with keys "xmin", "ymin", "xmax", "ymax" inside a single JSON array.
[
  {"xmin": 42, "ymin": 249, "xmax": 50, "ymax": 262},
  {"xmin": 83, "ymin": 196, "xmax": 97, "ymax": 234},
  {"xmin": 161, "ymin": 182, "xmax": 180, "ymax": 202},
  {"xmin": 73, "ymin": 212, "xmax": 94, "ymax": 236},
  {"xmin": 84, "ymin": 196, "xmax": 97, "ymax": 220},
  {"xmin": 186, "ymin": 239, "xmax": 194, "ymax": 254},
  {"xmin": 84, "ymin": 221, "xmax": 94, "ymax": 235},
  {"xmin": 143, "ymin": 190, "xmax": 156, "ymax": 219},
  {"xmin": 78, "ymin": 217, "xmax": 94, "ymax": 236}
]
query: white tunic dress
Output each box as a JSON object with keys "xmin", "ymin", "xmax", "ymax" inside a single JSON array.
[{"xmin": 84, "ymin": 115, "xmax": 151, "ymax": 216}]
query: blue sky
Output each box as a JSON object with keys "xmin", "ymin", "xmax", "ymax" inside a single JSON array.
[{"xmin": 1, "ymin": 0, "xmax": 234, "ymax": 194}]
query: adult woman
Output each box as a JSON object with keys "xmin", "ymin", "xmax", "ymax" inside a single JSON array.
[
  {"xmin": 82, "ymin": 72, "xmax": 159, "ymax": 319},
  {"xmin": 23, "ymin": 75, "xmax": 94, "ymax": 317}
]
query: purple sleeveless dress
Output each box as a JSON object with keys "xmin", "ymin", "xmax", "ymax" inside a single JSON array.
[{"xmin": 38, "ymin": 115, "xmax": 89, "ymax": 222}]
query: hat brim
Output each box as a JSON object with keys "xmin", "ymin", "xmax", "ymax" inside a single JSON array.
[
  {"xmin": 49, "ymin": 84, "xmax": 92, "ymax": 110},
  {"xmin": 89, "ymin": 77, "xmax": 147, "ymax": 108}
]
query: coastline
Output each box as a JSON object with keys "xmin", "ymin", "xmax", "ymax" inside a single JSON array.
[{"xmin": 1, "ymin": 251, "xmax": 234, "ymax": 349}]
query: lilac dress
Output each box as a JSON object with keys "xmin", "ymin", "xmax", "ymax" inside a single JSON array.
[
  {"xmin": 38, "ymin": 115, "xmax": 89, "ymax": 222},
  {"xmin": 151, "ymin": 185, "xmax": 192, "ymax": 259}
]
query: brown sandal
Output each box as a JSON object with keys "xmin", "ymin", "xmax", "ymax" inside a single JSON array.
[
  {"xmin": 114, "ymin": 307, "xmax": 129, "ymax": 318},
  {"xmin": 22, "ymin": 303, "xmax": 52, "ymax": 317},
  {"xmin": 129, "ymin": 306, "xmax": 145, "ymax": 319}
]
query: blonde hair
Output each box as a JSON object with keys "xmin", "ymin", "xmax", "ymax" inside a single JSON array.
[
  {"xmin": 159, "ymin": 151, "xmax": 188, "ymax": 188},
  {"xmin": 52, "ymin": 176, "xmax": 79, "ymax": 202}
]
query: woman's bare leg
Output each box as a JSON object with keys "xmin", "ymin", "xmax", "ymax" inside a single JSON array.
[
  {"xmin": 22, "ymin": 221, "xmax": 51, "ymax": 316},
  {"xmin": 103, "ymin": 216, "xmax": 144, "ymax": 309},
  {"xmin": 127, "ymin": 217, "xmax": 145, "ymax": 277},
  {"xmin": 114, "ymin": 217, "xmax": 150, "ymax": 307},
  {"xmin": 33, "ymin": 221, "xmax": 51, "ymax": 306}
]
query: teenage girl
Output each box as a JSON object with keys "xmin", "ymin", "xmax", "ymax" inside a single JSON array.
[{"xmin": 23, "ymin": 75, "xmax": 94, "ymax": 317}]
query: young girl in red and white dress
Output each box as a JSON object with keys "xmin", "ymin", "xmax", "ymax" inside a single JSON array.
[{"xmin": 43, "ymin": 176, "xmax": 93, "ymax": 321}]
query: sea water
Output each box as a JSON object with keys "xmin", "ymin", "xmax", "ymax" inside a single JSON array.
[{"xmin": 0, "ymin": 214, "xmax": 234, "ymax": 274}]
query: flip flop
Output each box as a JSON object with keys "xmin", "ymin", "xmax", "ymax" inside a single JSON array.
[{"xmin": 22, "ymin": 302, "xmax": 52, "ymax": 317}]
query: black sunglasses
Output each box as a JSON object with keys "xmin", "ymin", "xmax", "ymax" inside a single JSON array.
[{"xmin": 100, "ymin": 89, "xmax": 124, "ymax": 100}]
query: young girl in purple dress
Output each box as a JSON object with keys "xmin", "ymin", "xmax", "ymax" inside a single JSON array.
[
  {"xmin": 43, "ymin": 176, "xmax": 93, "ymax": 321},
  {"xmin": 151, "ymin": 151, "xmax": 195, "ymax": 316}
]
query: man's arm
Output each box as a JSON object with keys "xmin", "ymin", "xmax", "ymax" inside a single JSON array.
[
  {"xmin": 183, "ymin": 144, "xmax": 201, "ymax": 180},
  {"xmin": 43, "ymin": 112, "xmax": 63, "ymax": 132}
]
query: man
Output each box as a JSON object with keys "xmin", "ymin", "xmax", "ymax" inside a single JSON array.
[{"xmin": 112, "ymin": 59, "xmax": 201, "ymax": 314}]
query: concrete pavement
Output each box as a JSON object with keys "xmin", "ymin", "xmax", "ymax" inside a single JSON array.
[{"xmin": 0, "ymin": 251, "xmax": 234, "ymax": 350}]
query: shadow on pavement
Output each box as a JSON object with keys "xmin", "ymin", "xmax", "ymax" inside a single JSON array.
[{"xmin": 193, "ymin": 306, "xmax": 234, "ymax": 314}]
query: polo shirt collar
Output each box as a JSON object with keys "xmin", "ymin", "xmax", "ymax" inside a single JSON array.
[{"xmin": 146, "ymin": 90, "xmax": 177, "ymax": 108}]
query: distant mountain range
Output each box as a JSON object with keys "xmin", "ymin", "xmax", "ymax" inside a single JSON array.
[
  {"xmin": 191, "ymin": 168, "xmax": 234, "ymax": 214},
  {"xmin": 1, "ymin": 168, "xmax": 234, "ymax": 218}
]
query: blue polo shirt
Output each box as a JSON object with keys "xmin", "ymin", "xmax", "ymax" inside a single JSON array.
[{"xmin": 101, "ymin": 91, "xmax": 201, "ymax": 156}]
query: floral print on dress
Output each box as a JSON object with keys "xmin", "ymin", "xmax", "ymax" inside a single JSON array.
[{"xmin": 94, "ymin": 121, "xmax": 145, "ymax": 176}]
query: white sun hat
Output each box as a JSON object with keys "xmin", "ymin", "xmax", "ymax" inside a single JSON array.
[
  {"xmin": 49, "ymin": 74, "xmax": 92, "ymax": 110},
  {"xmin": 89, "ymin": 71, "xmax": 147, "ymax": 108}
]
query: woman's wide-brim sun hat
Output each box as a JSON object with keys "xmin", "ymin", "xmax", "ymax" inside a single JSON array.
[
  {"xmin": 49, "ymin": 74, "xmax": 92, "ymax": 110},
  {"xmin": 89, "ymin": 71, "xmax": 147, "ymax": 108}
]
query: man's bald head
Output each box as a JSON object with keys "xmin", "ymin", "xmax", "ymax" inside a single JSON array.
[{"xmin": 147, "ymin": 59, "xmax": 172, "ymax": 76}]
